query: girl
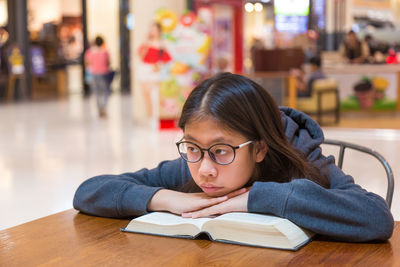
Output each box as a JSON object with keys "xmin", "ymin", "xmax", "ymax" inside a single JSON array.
[{"xmin": 73, "ymin": 73, "xmax": 393, "ymax": 242}]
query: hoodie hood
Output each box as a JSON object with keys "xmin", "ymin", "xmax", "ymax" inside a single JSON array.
[{"xmin": 280, "ymin": 107, "xmax": 324, "ymax": 157}]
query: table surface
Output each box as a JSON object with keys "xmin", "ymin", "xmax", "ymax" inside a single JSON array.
[{"xmin": 1, "ymin": 209, "xmax": 399, "ymax": 266}]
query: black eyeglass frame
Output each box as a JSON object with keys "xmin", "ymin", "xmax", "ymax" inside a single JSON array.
[{"xmin": 176, "ymin": 140, "xmax": 254, "ymax": 165}]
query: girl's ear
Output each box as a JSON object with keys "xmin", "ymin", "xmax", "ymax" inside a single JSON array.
[{"xmin": 255, "ymin": 141, "xmax": 268, "ymax": 163}]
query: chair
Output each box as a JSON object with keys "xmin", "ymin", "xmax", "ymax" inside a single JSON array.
[
  {"xmin": 297, "ymin": 78, "xmax": 340, "ymax": 125},
  {"xmin": 323, "ymin": 139, "xmax": 394, "ymax": 209}
]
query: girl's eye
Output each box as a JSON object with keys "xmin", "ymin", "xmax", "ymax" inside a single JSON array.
[
  {"xmin": 187, "ymin": 145, "xmax": 199, "ymax": 153},
  {"xmin": 214, "ymin": 148, "xmax": 228, "ymax": 155}
]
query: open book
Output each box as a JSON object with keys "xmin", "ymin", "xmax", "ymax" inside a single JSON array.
[{"xmin": 122, "ymin": 212, "xmax": 314, "ymax": 251}]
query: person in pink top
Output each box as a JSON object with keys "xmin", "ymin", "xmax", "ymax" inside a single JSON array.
[{"xmin": 85, "ymin": 36, "xmax": 110, "ymax": 117}]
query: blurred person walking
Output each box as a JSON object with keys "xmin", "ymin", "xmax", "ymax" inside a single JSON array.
[{"xmin": 85, "ymin": 36, "xmax": 111, "ymax": 118}]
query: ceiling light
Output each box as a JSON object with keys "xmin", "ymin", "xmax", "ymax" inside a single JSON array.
[
  {"xmin": 245, "ymin": 3, "xmax": 254, "ymax": 13},
  {"xmin": 254, "ymin": 3, "xmax": 263, "ymax": 12}
]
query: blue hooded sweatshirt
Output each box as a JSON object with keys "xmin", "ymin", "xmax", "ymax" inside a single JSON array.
[{"xmin": 73, "ymin": 107, "xmax": 394, "ymax": 242}]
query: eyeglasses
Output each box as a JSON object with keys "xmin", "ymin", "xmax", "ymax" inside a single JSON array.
[{"xmin": 176, "ymin": 140, "xmax": 254, "ymax": 165}]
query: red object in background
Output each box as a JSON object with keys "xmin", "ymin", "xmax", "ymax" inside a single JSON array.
[
  {"xmin": 386, "ymin": 49, "xmax": 398, "ymax": 64},
  {"xmin": 386, "ymin": 56, "xmax": 398, "ymax": 64},
  {"xmin": 180, "ymin": 11, "xmax": 196, "ymax": 27},
  {"xmin": 141, "ymin": 46, "xmax": 172, "ymax": 64},
  {"xmin": 159, "ymin": 119, "xmax": 177, "ymax": 129}
]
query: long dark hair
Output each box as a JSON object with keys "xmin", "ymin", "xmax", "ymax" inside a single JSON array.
[
  {"xmin": 345, "ymin": 31, "xmax": 361, "ymax": 60},
  {"xmin": 178, "ymin": 73, "xmax": 329, "ymax": 190}
]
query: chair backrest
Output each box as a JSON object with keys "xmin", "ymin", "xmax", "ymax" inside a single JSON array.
[
  {"xmin": 322, "ymin": 139, "xmax": 394, "ymax": 209},
  {"xmin": 313, "ymin": 78, "xmax": 338, "ymax": 91},
  {"xmin": 312, "ymin": 78, "xmax": 339, "ymax": 110}
]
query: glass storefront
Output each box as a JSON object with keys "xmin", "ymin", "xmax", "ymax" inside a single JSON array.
[
  {"xmin": 27, "ymin": 0, "xmax": 83, "ymax": 99},
  {"xmin": 2, "ymin": 0, "xmax": 128, "ymax": 101}
]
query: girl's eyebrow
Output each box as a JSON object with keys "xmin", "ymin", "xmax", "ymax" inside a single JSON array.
[{"xmin": 183, "ymin": 134, "xmax": 232, "ymax": 145}]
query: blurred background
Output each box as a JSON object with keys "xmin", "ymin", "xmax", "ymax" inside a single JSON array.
[
  {"xmin": 1, "ymin": 0, "xmax": 400, "ymax": 114},
  {"xmin": 1, "ymin": 0, "xmax": 400, "ymax": 230}
]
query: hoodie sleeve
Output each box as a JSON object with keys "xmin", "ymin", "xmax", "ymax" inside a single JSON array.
[
  {"xmin": 73, "ymin": 158, "xmax": 190, "ymax": 218},
  {"xmin": 247, "ymin": 148, "xmax": 394, "ymax": 242}
]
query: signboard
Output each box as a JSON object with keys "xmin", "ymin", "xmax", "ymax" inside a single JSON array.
[
  {"xmin": 138, "ymin": 8, "xmax": 212, "ymax": 122},
  {"xmin": 159, "ymin": 8, "xmax": 211, "ymax": 119},
  {"xmin": 30, "ymin": 46, "xmax": 46, "ymax": 76},
  {"xmin": 274, "ymin": 0, "xmax": 310, "ymax": 16},
  {"xmin": 274, "ymin": 0, "xmax": 310, "ymax": 34}
]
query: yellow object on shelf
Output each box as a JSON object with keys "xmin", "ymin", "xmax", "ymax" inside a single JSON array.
[{"xmin": 372, "ymin": 77, "xmax": 389, "ymax": 91}]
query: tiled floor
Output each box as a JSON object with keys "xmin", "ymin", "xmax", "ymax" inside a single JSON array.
[{"xmin": 1, "ymin": 94, "xmax": 399, "ymax": 230}]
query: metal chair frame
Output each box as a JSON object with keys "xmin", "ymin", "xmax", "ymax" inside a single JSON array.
[{"xmin": 323, "ymin": 139, "xmax": 394, "ymax": 209}]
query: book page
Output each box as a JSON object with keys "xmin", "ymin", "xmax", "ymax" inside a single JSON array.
[
  {"xmin": 213, "ymin": 212, "xmax": 283, "ymax": 225},
  {"xmin": 135, "ymin": 212, "xmax": 211, "ymax": 229},
  {"xmin": 202, "ymin": 212, "xmax": 311, "ymax": 250}
]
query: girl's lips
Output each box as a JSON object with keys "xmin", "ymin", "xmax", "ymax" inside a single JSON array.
[{"xmin": 201, "ymin": 185, "xmax": 223, "ymax": 193}]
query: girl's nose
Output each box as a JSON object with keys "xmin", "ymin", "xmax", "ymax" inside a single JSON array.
[{"xmin": 198, "ymin": 153, "xmax": 217, "ymax": 178}]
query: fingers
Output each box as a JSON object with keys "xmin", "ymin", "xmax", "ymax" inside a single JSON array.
[
  {"xmin": 183, "ymin": 191, "xmax": 249, "ymax": 218},
  {"xmin": 182, "ymin": 203, "xmax": 224, "ymax": 219},
  {"xmin": 178, "ymin": 195, "xmax": 228, "ymax": 216},
  {"xmin": 179, "ymin": 188, "xmax": 251, "ymax": 216}
]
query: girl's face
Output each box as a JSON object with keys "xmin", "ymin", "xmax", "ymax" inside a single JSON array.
[
  {"xmin": 183, "ymin": 118, "xmax": 267, "ymax": 197},
  {"xmin": 148, "ymin": 24, "xmax": 161, "ymax": 40}
]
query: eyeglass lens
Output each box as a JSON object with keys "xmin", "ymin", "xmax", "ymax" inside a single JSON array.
[{"xmin": 178, "ymin": 142, "xmax": 235, "ymax": 164}]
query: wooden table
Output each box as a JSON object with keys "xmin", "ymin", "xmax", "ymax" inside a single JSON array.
[{"xmin": 1, "ymin": 210, "xmax": 399, "ymax": 266}]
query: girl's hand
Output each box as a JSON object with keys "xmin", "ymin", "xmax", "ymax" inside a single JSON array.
[
  {"xmin": 181, "ymin": 188, "xmax": 250, "ymax": 218},
  {"xmin": 147, "ymin": 189, "xmax": 227, "ymax": 215},
  {"xmin": 147, "ymin": 188, "xmax": 247, "ymax": 216}
]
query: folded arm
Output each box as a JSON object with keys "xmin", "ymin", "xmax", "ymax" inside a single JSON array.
[
  {"xmin": 73, "ymin": 159, "xmax": 190, "ymax": 218},
  {"xmin": 248, "ymin": 151, "xmax": 394, "ymax": 242}
]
